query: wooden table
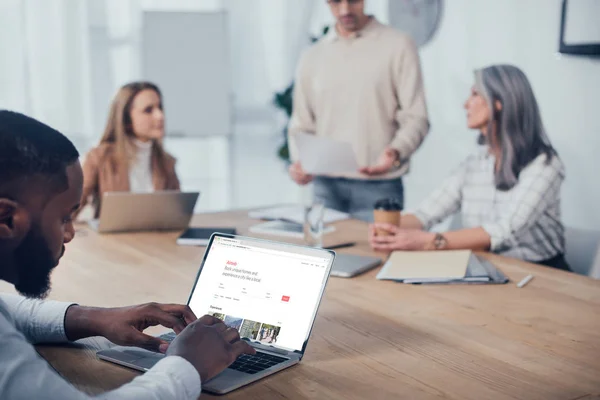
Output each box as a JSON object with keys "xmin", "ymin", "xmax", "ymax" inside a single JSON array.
[{"xmin": 3, "ymin": 209, "xmax": 600, "ymax": 399}]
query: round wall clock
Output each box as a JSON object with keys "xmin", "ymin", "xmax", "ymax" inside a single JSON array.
[{"xmin": 388, "ymin": 0, "xmax": 444, "ymax": 47}]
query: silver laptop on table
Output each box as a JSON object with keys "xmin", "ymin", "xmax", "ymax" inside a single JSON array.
[
  {"xmin": 89, "ymin": 191, "xmax": 199, "ymax": 233},
  {"xmin": 330, "ymin": 253, "xmax": 382, "ymax": 278},
  {"xmin": 97, "ymin": 233, "xmax": 335, "ymax": 395}
]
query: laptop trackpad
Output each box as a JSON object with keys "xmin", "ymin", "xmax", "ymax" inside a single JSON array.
[
  {"xmin": 204, "ymin": 368, "xmax": 250, "ymax": 393},
  {"xmin": 97, "ymin": 347, "xmax": 165, "ymax": 371}
]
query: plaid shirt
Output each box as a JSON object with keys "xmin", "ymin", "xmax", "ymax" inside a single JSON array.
[{"xmin": 413, "ymin": 147, "xmax": 565, "ymax": 262}]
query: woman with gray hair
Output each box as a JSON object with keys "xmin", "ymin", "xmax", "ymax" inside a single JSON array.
[{"xmin": 369, "ymin": 64, "xmax": 569, "ymax": 270}]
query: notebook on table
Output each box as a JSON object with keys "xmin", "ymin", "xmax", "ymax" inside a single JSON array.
[
  {"xmin": 248, "ymin": 205, "xmax": 349, "ymax": 224},
  {"xmin": 376, "ymin": 250, "xmax": 508, "ymax": 284},
  {"xmin": 248, "ymin": 220, "xmax": 335, "ymax": 239}
]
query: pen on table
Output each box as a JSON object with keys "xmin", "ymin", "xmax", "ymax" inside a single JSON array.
[
  {"xmin": 324, "ymin": 242, "xmax": 356, "ymax": 250},
  {"xmin": 517, "ymin": 274, "xmax": 534, "ymax": 288}
]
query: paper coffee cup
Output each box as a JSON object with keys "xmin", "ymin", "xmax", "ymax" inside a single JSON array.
[{"xmin": 373, "ymin": 198, "xmax": 402, "ymax": 236}]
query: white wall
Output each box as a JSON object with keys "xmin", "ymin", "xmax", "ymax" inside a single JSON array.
[
  {"xmin": 404, "ymin": 0, "xmax": 600, "ymax": 230},
  {"xmin": 0, "ymin": 0, "xmax": 93, "ymax": 140}
]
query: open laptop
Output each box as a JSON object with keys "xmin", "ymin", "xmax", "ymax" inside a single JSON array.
[
  {"xmin": 89, "ymin": 191, "xmax": 199, "ymax": 233},
  {"xmin": 97, "ymin": 233, "xmax": 335, "ymax": 394},
  {"xmin": 330, "ymin": 253, "xmax": 382, "ymax": 278}
]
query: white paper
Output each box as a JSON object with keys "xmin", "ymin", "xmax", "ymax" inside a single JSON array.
[
  {"xmin": 249, "ymin": 220, "xmax": 336, "ymax": 239},
  {"xmin": 294, "ymin": 132, "xmax": 359, "ymax": 175},
  {"xmin": 248, "ymin": 205, "xmax": 349, "ymax": 224}
]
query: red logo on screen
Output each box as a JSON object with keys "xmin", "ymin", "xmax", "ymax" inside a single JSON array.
[
  {"xmin": 226, "ymin": 261, "xmax": 237, "ymax": 266},
  {"xmin": 281, "ymin": 296, "xmax": 290, "ymax": 302}
]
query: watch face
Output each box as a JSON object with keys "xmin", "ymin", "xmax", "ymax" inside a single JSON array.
[
  {"xmin": 434, "ymin": 233, "xmax": 446, "ymax": 249},
  {"xmin": 388, "ymin": 0, "xmax": 443, "ymax": 47}
]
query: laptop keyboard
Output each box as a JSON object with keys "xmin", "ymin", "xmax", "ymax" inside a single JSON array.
[
  {"xmin": 159, "ymin": 331, "xmax": 288, "ymax": 374},
  {"xmin": 228, "ymin": 352, "xmax": 288, "ymax": 374}
]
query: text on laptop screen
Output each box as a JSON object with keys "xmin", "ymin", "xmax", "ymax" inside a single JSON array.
[{"xmin": 188, "ymin": 236, "xmax": 332, "ymax": 352}]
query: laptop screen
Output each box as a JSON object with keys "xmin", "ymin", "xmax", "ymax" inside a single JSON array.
[{"xmin": 187, "ymin": 235, "xmax": 334, "ymax": 352}]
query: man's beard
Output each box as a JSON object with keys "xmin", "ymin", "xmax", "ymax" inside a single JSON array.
[{"xmin": 13, "ymin": 228, "xmax": 60, "ymax": 299}]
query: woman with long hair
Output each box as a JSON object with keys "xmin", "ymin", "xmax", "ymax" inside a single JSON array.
[
  {"xmin": 78, "ymin": 81, "xmax": 180, "ymax": 218},
  {"xmin": 370, "ymin": 65, "xmax": 569, "ymax": 270}
]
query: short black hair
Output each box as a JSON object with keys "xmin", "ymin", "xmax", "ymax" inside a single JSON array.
[{"xmin": 0, "ymin": 110, "xmax": 80, "ymax": 195}]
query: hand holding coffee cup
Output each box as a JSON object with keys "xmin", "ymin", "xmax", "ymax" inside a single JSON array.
[{"xmin": 373, "ymin": 198, "xmax": 402, "ymax": 236}]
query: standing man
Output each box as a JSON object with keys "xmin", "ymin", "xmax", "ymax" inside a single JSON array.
[{"xmin": 288, "ymin": 0, "xmax": 429, "ymax": 218}]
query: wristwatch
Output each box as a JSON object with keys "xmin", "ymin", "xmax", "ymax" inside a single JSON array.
[
  {"xmin": 392, "ymin": 149, "xmax": 402, "ymax": 169},
  {"xmin": 428, "ymin": 233, "xmax": 448, "ymax": 250}
]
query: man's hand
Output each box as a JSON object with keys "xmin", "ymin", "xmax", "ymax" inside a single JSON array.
[
  {"xmin": 65, "ymin": 303, "xmax": 197, "ymax": 353},
  {"xmin": 288, "ymin": 161, "xmax": 314, "ymax": 185},
  {"xmin": 359, "ymin": 148, "xmax": 400, "ymax": 176},
  {"xmin": 369, "ymin": 223, "xmax": 435, "ymax": 251},
  {"xmin": 167, "ymin": 315, "xmax": 256, "ymax": 382}
]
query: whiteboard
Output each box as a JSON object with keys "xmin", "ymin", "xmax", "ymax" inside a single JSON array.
[{"xmin": 142, "ymin": 11, "xmax": 232, "ymax": 137}]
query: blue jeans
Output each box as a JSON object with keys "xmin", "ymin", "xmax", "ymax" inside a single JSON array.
[{"xmin": 313, "ymin": 177, "xmax": 404, "ymax": 222}]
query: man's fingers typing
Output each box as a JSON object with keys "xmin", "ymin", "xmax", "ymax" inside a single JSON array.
[
  {"xmin": 197, "ymin": 314, "xmax": 222, "ymax": 326},
  {"xmin": 158, "ymin": 304, "xmax": 197, "ymax": 325},
  {"xmin": 223, "ymin": 327, "xmax": 241, "ymax": 344},
  {"xmin": 230, "ymin": 340, "xmax": 256, "ymax": 357},
  {"xmin": 146, "ymin": 309, "xmax": 187, "ymax": 334},
  {"xmin": 130, "ymin": 330, "xmax": 167, "ymax": 352},
  {"xmin": 213, "ymin": 322, "xmax": 228, "ymax": 333}
]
